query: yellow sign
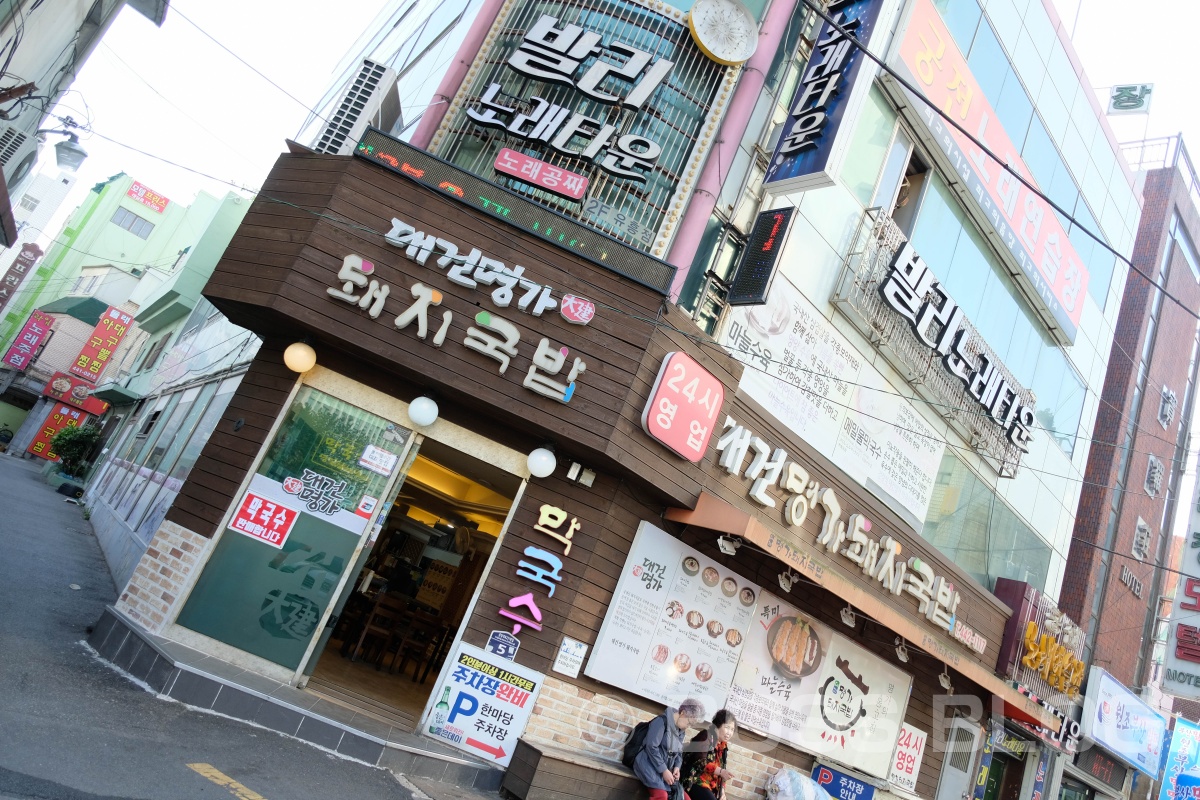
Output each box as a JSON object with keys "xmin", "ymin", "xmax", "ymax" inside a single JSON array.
[{"xmin": 1021, "ymin": 621, "xmax": 1085, "ymax": 698}]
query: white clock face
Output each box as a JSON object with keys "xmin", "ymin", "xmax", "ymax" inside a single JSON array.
[{"xmin": 688, "ymin": 0, "xmax": 758, "ymax": 66}]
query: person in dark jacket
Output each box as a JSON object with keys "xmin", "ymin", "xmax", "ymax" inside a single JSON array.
[
  {"xmin": 680, "ymin": 709, "xmax": 737, "ymax": 800},
  {"xmin": 633, "ymin": 698, "xmax": 706, "ymax": 800}
]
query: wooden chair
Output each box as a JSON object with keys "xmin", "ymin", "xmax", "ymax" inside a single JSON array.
[
  {"xmin": 349, "ymin": 592, "xmax": 409, "ymax": 667},
  {"xmin": 390, "ymin": 611, "xmax": 443, "ymax": 680}
]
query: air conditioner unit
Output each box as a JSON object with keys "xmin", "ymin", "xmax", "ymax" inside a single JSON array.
[
  {"xmin": 312, "ymin": 60, "xmax": 400, "ymax": 156},
  {"xmin": 0, "ymin": 124, "xmax": 37, "ymax": 191}
]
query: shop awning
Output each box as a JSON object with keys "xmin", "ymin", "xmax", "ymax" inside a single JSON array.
[{"xmin": 666, "ymin": 491, "xmax": 1059, "ymax": 730}]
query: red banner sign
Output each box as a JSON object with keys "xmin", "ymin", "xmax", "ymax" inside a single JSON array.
[
  {"xmin": 43, "ymin": 371, "xmax": 110, "ymax": 415},
  {"xmin": 27, "ymin": 402, "xmax": 86, "ymax": 461},
  {"xmin": 228, "ymin": 491, "xmax": 300, "ymax": 548},
  {"xmin": 126, "ymin": 180, "xmax": 169, "ymax": 213},
  {"xmin": 69, "ymin": 306, "xmax": 133, "ymax": 382},
  {"xmin": 493, "ymin": 148, "xmax": 588, "ymax": 201},
  {"xmin": 893, "ymin": 0, "xmax": 1088, "ymax": 342},
  {"xmin": 3, "ymin": 310, "xmax": 54, "ymax": 371},
  {"xmin": 0, "ymin": 242, "xmax": 42, "ymax": 316}
]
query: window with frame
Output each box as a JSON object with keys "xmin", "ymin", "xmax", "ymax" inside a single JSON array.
[
  {"xmin": 111, "ymin": 206, "xmax": 155, "ymax": 239},
  {"xmin": 17, "ymin": 194, "xmax": 38, "ymax": 212}
]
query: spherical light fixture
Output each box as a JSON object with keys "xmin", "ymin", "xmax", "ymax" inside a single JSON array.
[
  {"xmin": 527, "ymin": 446, "xmax": 556, "ymax": 478},
  {"xmin": 283, "ymin": 341, "xmax": 317, "ymax": 373},
  {"xmin": 407, "ymin": 395, "xmax": 439, "ymax": 428}
]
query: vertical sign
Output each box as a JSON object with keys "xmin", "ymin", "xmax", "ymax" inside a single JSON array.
[
  {"xmin": 126, "ymin": 181, "xmax": 169, "ymax": 213},
  {"xmin": 891, "ymin": 0, "xmax": 1088, "ymax": 343},
  {"xmin": 727, "ymin": 207, "xmax": 794, "ymax": 306},
  {"xmin": 424, "ymin": 641, "xmax": 543, "ymax": 767},
  {"xmin": 2, "ymin": 310, "xmax": 54, "ymax": 370},
  {"xmin": 26, "ymin": 403, "xmax": 85, "ymax": 461},
  {"xmin": 69, "ymin": 306, "xmax": 133, "ymax": 382},
  {"xmin": 0, "ymin": 242, "xmax": 42, "ymax": 315},
  {"xmin": 971, "ymin": 724, "xmax": 998, "ymax": 800},
  {"xmin": 889, "ymin": 723, "xmax": 928, "ymax": 792},
  {"xmin": 763, "ymin": 0, "xmax": 888, "ymax": 193},
  {"xmin": 1158, "ymin": 718, "xmax": 1200, "ymax": 800}
]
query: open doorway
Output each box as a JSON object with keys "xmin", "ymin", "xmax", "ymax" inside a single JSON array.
[{"xmin": 303, "ymin": 438, "xmax": 520, "ymax": 728}]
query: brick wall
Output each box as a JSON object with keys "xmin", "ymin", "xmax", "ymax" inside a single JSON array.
[
  {"xmin": 115, "ymin": 520, "xmax": 211, "ymax": 633},
  {"xmin": 1064, "ymin": 166, "xmax": 1200, "ymax": 686},
  {"xmin": 523, "ymin": 675, "xmax": 806, "ymax": 800}
]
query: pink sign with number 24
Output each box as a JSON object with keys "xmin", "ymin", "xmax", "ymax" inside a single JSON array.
[{"xmin": 640, "ymin": 352, "xmax": 725, "ymax": 463}]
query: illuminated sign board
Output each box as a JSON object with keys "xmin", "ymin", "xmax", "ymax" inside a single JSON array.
[
  {"xmin": 727, "ymin": 207, "xmax": 794, "ymax": 306},
  {"xmin": 354, "ymin": 128, "xmax": 675, "ymax": 295}
]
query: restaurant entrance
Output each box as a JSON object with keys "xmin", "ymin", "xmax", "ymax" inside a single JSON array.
[{"xmin": 303, "ymin": 438, "xmax": 520, "ymax": 729}]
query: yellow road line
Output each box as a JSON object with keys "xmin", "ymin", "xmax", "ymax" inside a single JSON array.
[{"xmin": 186, "ymin": 763, "xmax": 268, "ymax": 800}]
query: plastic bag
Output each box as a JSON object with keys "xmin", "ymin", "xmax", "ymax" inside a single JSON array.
[{"xmin": 767, "ymin": 769, "xmax": 834, "ymax": 800}]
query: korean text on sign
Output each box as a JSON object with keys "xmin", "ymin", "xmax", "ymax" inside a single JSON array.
[
  {"xmin": 69, "ymin": 306, "xmax": 133, "ymax": 382},
  {"xmin": 228, "ymin": 492, "xmax": 300, "ymax": 548},
  {"xmin": 3, "ymin": 310, "xmax": 54, "ymax": 371},
  {"xmin": 641, "ymin": 351, "xmax": 725, "ymax": 462},
  {"xmin": 26, "ymin": 403, "xmax": 83, "ymax": 461},
  {"xmin": 493, "ymin": 148, "xmax": 589, "ymax": 201}
]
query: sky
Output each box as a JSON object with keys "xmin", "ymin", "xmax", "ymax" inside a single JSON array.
[{"xmin": 29, "ymin": 0, "xmax": 392, "ymax": 221}]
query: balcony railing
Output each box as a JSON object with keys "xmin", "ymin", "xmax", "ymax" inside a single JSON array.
[{"xmin": 831, "ymin": 208, "xmax": 1034, "ymax": 478}]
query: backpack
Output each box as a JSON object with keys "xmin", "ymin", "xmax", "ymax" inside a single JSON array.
[{"xmin": 621, "ymin": 719, "xmax": 652, "ymax": 768}]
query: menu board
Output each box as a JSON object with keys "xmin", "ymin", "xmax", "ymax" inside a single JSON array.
[
  {"xmin": 585, "ymin": 521, "xmax": 757, "ymax": 712},
  {"xmin": 726, "ymin": 590, "xmax": 911, "ymax": 779},
  {"xmin": 722, "ymin": 275, "xmax": 943, "ymax": 526}
]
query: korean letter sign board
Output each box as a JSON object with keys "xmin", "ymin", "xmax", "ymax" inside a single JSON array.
[
  {"xmin": 126, "ymin": 180, "xmax": 169, "ymax": 213},
  {"xmin": 1157, "ymin": 716, "xmax": 1200, "ymax": 800},
  {"xmin": 27, "ymin": 403, "xmax": 84, "ymax": 461},
  {"xmin": 425, "ymin": 641, "xmax": 543, "ymax": 767},
  {"xmin": 641, "ymin": 351, "xmax": 725, "ymax": 462},
  {"xmin": 890, "ymin": 0, "xmax": 1087, "ymax": 343},
  {"xmin": 43, "ymin": 372, "xmax": 109, "ymax": 416},
  {"xmin": 764, "ymin": 0, "xmax": 889, "ymax": 193},
  {"xmin": 889, "ymin": 723, "xmax": 928, "ymax": 792},
  {"xmin": 813, "ymin": 764, "xmax": 875, "ymax": 800},
  {"xmin": 228, "ymin": 491, "xmax": 301, "ymax": 548},
  {"xmin": 70, "ymin": 306, "xmax": 133, "ymax": 382},
  {"xmin": 3, "ymin": 310, "xmax": 54, "ymax": 371},
  {"xmin": 0, "ymin": 242, "xmax": 42, "ymax": 316},
  {"xmin": 1080, "ymin": 666, "xmax": 1166, "ymax": 777},
  {"xmin": 727, "ymin": 207, "xmax": 794, "ymax": 306}
]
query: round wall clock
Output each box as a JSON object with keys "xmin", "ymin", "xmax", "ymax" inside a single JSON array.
[{"xmin": 687, "ymin": 0, "xmax": 759, "ymax": 66}]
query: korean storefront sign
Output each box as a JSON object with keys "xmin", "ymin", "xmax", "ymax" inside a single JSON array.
[
  {"xmin": 585, "ymin": 520, "xmax": 757, "ymax": 713},
  {"xmin": 641, "ymin": 351, "xmax": 725, "ymax": 462},
  {"xmin": 26, "ymin": 403, "xmax": 85, "ymax": 461},
  {"xmin": 994, "ymin": 579, "xmax": 1085, "ymax": 703},
  {"xmin": 724, "ymin": 276, "xmax": 944, "ymax": 526},
  {"xmin": 327, "ymin": 214, "xmax": 595, "ymax": 404},
  {"xmin": 891, "ymin": 0, "xmax": 1088, "ymax": 343},
  {"xmin": 126, "ymin": 180, "xmax": 169, "ymax": 213},
  {"xmin": 813, "ymin": 764, "xmax": 875, "ymax": 800},
  {"xmin": 42, "ymin": 372, "xmax": 109, "ymax": 416},
  {"xmin": 425, "ymin": 642, "xmax": 543, "ymax": 767},
  {"xmin": 728, "ymin": 589, "xmax": 911, "ymax": 779},
  {"xmin": 467, "ymin": 14, "xmax": 674, "ymax": 185},
  {"xmin": 888, "ymin": 723, "xmax": 927, "ymax": 792},
  {"xmin": 0, "ymin": 242, "xmax": 42, "ymax": 316},
  {"xmin": 69, "ymin": 306, "xmax": 133, "ymax": 382},
  {"xmin": 1080, "ymin": 666, "xmax": 1166, "ymax": 777},
  {"xmin": 3, "ymin": 310, "xmax": 54, "ymax": 371},
  {"xmin": 491, "ymin": 503, "xmax": 581, "ymax": 653},
  {"xmin": 1076, "ymin": 747, "xmax": 1128, "ymax": 794},
  {"xmin": 880, "ymin": 242, "xmax": 1036, "ymax": 454},
  {"xmin": 493, "ymin": 147, "xmax": 588, "ymax": 201},
  {"xmin": 764, "ymin": 0, "xmax": 890, "ymax": 193},
  {"xmin": 713, "ymin": 415, "xmax": 987, "ymax": 655},
  {"xmin": 1108, "ymin": 84, "xmax": 1153, "ymax": 116},
  {"xmin": 228, "ymin": 491, "xmax": 300, "ymax": 548},
  {"xmin": 1163, "ymin": 534, "xmax": 1200, "ymax": 699},
  {"xmin": 1157, "ymin": 717, "xmax": 1200, "ymax": 800}
]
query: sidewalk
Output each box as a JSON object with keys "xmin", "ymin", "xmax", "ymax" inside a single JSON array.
[{"xmin": 0, "ymin": 454, "xmax": 423, "ymax": 800}]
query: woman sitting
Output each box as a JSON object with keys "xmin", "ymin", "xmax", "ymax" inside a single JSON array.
[{"xmin": 680, "ymin": 709, "xmax": 737, "ymax": 800}]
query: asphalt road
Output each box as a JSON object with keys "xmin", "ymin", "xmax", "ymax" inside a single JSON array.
[{"xmin": 0, "ymin": 454, "xmax": 418, "ymax": 800}]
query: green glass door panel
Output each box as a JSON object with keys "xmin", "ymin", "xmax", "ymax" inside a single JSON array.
[{"xmin": 176, "ymin": 386, "xmax": 412, "ymax": 670}]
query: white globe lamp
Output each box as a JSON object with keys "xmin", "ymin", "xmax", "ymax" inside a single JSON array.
[
  {"xmin": 408, "ymin": 395, "xmax": 439, "ymax": 428},
  {"xmin": 527, "ymin": 446, "xmax": 556, "ymax": 478},
  {"xmin": 283, "ymin": 341, "xmax": 317, "ymax": 373}
]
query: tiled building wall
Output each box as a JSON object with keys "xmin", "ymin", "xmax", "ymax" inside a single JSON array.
[{"xmin": 115, "ymin": 521, "xmax": 211, "ymax": 633}]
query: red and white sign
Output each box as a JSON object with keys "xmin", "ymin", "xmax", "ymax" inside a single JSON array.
[
  {"xmin": 42, "ymin": 371, "xmax": 109, "ymax": 416},
  {"xmin": 358, "ymin": 444, "xmax": 398, "ymax": 477},
  {"xmin": 640, "ymin": 351, "xmax": 725, "ymax": 462},
  {"xmin": 126, "ymin": 181, "xmax": 169, "ymax": 213},
  {"xmin": 355, "ymin": 495, "xmax": 379, "ymax": 519},
  {"xmin": 3, "ymin": 310, "xmax": 54, "ymax": 371},
  {"xmin": 559, "ymin": 295, "xmax": 595, "ymax": 325},
  {"xmin": 26, "ymin": 403, "xmax": 84, "ymax": 461},
  {"xmin": 69, "ymin": 306, "xmax": 133, "ymax": 381},
  {"xmin": 228, "ymin": 491, "xmax": 300, "ymax": 548},
  {"xmin": 493, "ymin": 148, "xmax": 588, "ymax": 201},
  {"xmin": 888, "ymin": 722, "xmax": 928, "ymax": 793}
]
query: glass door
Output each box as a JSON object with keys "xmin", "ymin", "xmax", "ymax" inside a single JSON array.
[{"xmin": 176, "ymin": 385, "xmax": 415, "ymax": 672}]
